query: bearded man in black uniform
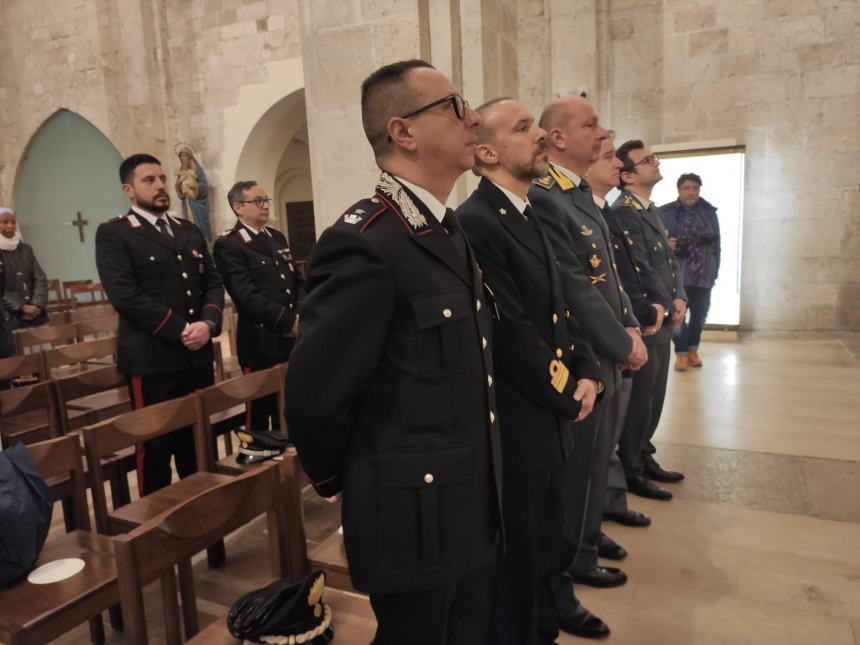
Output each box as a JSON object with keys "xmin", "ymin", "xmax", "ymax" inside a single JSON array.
[
  {"xmin": 284, "ymin": 60, "xmax": 502, "ymax": 645},
  {"xmin": 96, "ymin": 154, "xmax": 223, "ymax": 495},
  {"xmin": 213, "ymin": 181, "xmax": 303, "ymax": 437},
  {"xmin": 457, "ymin": 97, "xmax": 601, "ymax": 645}
]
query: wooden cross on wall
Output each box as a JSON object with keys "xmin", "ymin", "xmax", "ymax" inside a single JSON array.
[{"xmin": 71, "ymin": 211, "xmax": 89, "ymax": 242}]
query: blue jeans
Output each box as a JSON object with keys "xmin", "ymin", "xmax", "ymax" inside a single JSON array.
[{"xmin": 673, "ymin": 286, "xmax": 712, "ymax": 354}]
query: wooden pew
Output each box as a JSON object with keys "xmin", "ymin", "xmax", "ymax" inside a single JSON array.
[
  {"xmin": 41, "ymin": 336, "xmax": 117, "ymax": 379},
  {"xmin": 68, "ymin": 304, "xmax": 116, "ymax": 323},
  {"xmin": 76, "ymin": 316, "xmax": 118, "ymax": 342},
  {"xmin": 0, "ymin": 381, "xmax": 64, "ymax": 447},
  {"xmin": 113, "ymin": 462, "xmax": 288, "ymax": 645},
  {"xmin": 0, "ymin": 436, "xmax": 119, "ymax": 645},
  {"xmin": 13, "ymin": 321, "xmax": 79, "ymax": 355}
]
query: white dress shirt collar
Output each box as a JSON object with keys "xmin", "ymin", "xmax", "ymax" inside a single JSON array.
[
  {"xmin": 131, "ymin": 205, "xmax": 173, "ymax": 234},
  {"xmin": 490, "ymin": 181, "xmax": 530, "ymax": 217},
  {"xmin": 592, "ymin": 194, "xmax": 606, "ymax": 210}
]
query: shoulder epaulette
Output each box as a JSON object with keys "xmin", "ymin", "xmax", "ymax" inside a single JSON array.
[
  {"xmin": 622, "ymin": 194, "xmax": 643, "ymax": 211},
  {"xmin": 532, "ymin": 173, "xmax": 556, "ymax": 190},
  {"xmin": 220, "ymin": 227, "xmax": 238, "ymax": 238},
  {"xmin": 336, "ymin": 196, "xmax": 388, "ymax": 233},
  {"xmin": 107, "ymin": 214, "xmax": 127, "ymax": 224},
  {"xmin": 167, "ymin": 213, "xmax": 188, "ymax": 226}
]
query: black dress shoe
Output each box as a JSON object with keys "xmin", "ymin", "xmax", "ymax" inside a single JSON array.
[
  {"xmin": 572, "ymin": 566, "xmax": 628, "ymax": 588},
  {"xmin": 604, "ymin": 508, "xmax": 652, "ymax": 527},
  {"xmin": 598, "ymin": 533, "xmax": 627, "ymax": 560},
  {"xmin": 627, "ymin": 474, "xmax": 673, "ymax": 500},
  {"xmin": 558, "ymin": 603, "xmax": 611, "ymax": 639},
  {"xmin": 644, "ymin": 457, "xmax": 685, "ymax": 483}
]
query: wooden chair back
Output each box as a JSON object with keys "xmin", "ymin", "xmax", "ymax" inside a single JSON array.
[
  {"xmin": 194, "ymin": 366, "xmax": 285, "ymax": 471},
  {"xmin": 0, "ymin": 381, "xmax": 61, "ymax": 446},
  {"xmin": 27, "ymin": 435, "xmax": 91, "ymax": 531},
  {"xmin": 45, "ymin": 278, "xmax": 63, "ymax": 305},
  {"xmin": 0, "ymin": 352, "xmax": 44, "ymax": 382},
  {"xmin": 67, "ymin": 283, "xmax": 106, "ymax": 307},
  {"xmin": 83, "ymin": 393, "xmax": 199, "ymax": 534},
  {"xmin": 68, "ymin": 303, "xmax": 115, "ymax": 323},
  {"xmin": 13, "ymin": 322, "xmax": 79, "ymax": 354},
  {"xmin": 53, "ymin": 364, "xmax": 128, "ymax": 433},
  {"xmin": 47, "ymin": 311, "xmax": 68, "ymax": 325},
  {"xmin": 61, "ymin": 279, "xmax": 92, "ymax": 303},
  {"xmin": 114, "ymin": 462, "xmax": 288, "ymax": 645},
  {"xmin": 76, "ymin": 315, "xmax": 118, "ymax": 340},
  {"xmin": 41, "ymin": 336, "xmax": 117, "ymax": 377}
]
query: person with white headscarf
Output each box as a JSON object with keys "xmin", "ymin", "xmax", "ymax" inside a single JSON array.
[{"xmin": 0, "ymin": 208, "xmax": 48, "ymax": 331}]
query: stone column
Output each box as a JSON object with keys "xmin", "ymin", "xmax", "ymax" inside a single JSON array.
[{"xmin": 298, "ymin": 0, "xmax": 423, "ymax": 232}]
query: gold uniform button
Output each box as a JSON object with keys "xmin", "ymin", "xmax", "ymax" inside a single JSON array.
[
  {"xmin": 149, "ymin": 256, "xmax": 155, "ymax": 261},
  {"xmin": 624, "ymin": 307, "xmax": 629, "ymax": 315},
  {"xmin": 476, "ymin": 300, "xmax": 482, "ymax": 311},
  {"xmin": 443, "ymin": 308, "xmax": 453, "ymax": 319},
  {"xmin": 635, "ymin": 267, "xmax": 641, "ymax": 272},
  {"xmin": 552, "ymin": 313, "xmax": 559, "ymax": 323},
  {"xmin": 489, "ymin": 411, "xmax": 495, "ymax": 424},
  {"xmin": 487, "ymin": 375, "xmax": 493, "ymax": 387},
  {"xmin": 186, "ymin": 290, "xmax": 192, "ymax": 296},
  {"xmin": 556, "ymin": 348, "xmax": 563, "ymax": 357},
  {"xmin": 188, "ymin": 308, "xmax": 194, "ymax": 315},
  {"xmin": 181, "ymin": 272, "xmax": 188, "ymax": 279},
  {"xmin": 565, "ymin": 309, "xmax": 571, "ymax": 319},
  {"xmin": 482, "ymin": 337, "xmax": 488, "ymax": 349},
  {"xmin": 613, "ymin": 263, "xmax": 617, "ymax": 270},
  {"xmin": 424, "ymin": 473, "xmax": 434, "ymax": 484},
  {"xmin": 569, "ymin": 343, "xmax": 575, "ymax": 351},
  {"xmin": 177, "ymin": 254, "xmax": 182, "ymax": 260},
  {"xmin": 281, "ymin": 274, "xmax": 286, "ymax": 279},
  {"xmin": 619, "ymin": 286, "xmax": 624, "ymax": 293},
  {"xmin": 591, "ymin": 243, "xmax": 598, "ymax": 249}
]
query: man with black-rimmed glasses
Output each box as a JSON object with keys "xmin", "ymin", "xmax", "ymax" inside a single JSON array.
[{"xmin": 213, "ymin": 180, "xmax": 303, "ymax": 442}]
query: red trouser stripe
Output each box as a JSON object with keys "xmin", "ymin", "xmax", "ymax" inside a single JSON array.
[{"xmin": 131, "ymin": 375, "xmax": 146, "ymax": 493}]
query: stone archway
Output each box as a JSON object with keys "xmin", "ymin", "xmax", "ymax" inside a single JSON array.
[{"xmin": 13, "ymin": 109, "xmax": 128, "ymax": 283}]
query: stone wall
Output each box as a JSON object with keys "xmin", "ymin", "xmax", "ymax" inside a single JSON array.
[
  {"xmin": 0, "ymin": 0, "xmax": 304, "ymax": 234},
  {"xmin": 601, "ymin": 0, "xmax": 860, "ymax": 329}
]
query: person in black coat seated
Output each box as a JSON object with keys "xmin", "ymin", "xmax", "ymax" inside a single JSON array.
[{"xmin": 456, "ymin": 97, "xmax": 601, "ymax": 645}]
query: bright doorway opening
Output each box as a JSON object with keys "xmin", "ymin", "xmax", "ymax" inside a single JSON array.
[{"xmin": 650, "ymin": 147, "xmax": 745, "ymax": 327}]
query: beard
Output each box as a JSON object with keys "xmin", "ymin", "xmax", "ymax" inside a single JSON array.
[
  {"xmin": 511, "ymin": 145, "xmax": 550, "ymax": 182},
  {"xmin": 138, "ymin": 192, "xmax": 171, "ymax": 214}
]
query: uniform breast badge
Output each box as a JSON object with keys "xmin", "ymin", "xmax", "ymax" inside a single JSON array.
[
  {"xmin": 549, "ymin": 359, "xmax": 570, "ymax": 394},
  {"xmin": 343, "ymin": 213, "xmax": 362, "ymax": 224},
  {"xmin": 580, "ymin": 224, "xmax": 593, "ymax": 236},
  {"xmin": 589, "ymin": 254, "xmax": 601, "ymax": 269},
  {"xmin": 590, "ymin": 273, "xmax": 607, "ymax": 284}
]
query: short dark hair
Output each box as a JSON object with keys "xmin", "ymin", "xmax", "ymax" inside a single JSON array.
[
  {"xmin": 227, "ymin": 180, "xmax": 258, "ymax": 215},
  {"xmin": 119, "ymin": 153, "xmax": 161, "ymax": 184},
  {"xmin": 615, "ymin": 139, "xmax": 644, "ymax": 188},
  {"xmin": 472, "ymin": 97, "xmax": 513, "ymax": 175},
  {"xmin": 677, "ymin": 172, "xmax": 702, "ymax": 189},
  {"xmin": 360, "ymin": 59, "xmax": 435, "ymax": 157}
]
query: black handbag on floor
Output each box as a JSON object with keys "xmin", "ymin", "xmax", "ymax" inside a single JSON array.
[{"xmin": 0, "ymin": 442, "xmax": 52, "ymax": 588}]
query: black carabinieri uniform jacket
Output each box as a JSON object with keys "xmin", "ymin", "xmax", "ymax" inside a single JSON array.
[
  {"xmin": 284, "ymin": 173, "xmax": 502, "ymax": 594},
  {"xmin": 213, "ymin": 221, "xmax": 304, "ymax": 370},
  {"xmin": 95, "ymin": 209, "xmax": 224, "ymax": 375},
  {"xmin": 458, "ymin": 178, "xmax": 602, "ymax": 475}
]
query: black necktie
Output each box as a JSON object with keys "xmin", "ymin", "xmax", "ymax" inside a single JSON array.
[
  {"xmin": 442, "ymin": 208, "xmax": 468, "ymax": 265},
  {"xmin": 155, "ymin": 217, "xmax": 172, "ymax": 241},
  {"xmin": 578, "ymin": 178, "xmax": 592, "ymax": 195}
]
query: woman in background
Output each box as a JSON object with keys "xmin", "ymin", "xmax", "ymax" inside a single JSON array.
[{"xmin": 0, "ymin": 208, "xmax": 48, "ymax": 333}]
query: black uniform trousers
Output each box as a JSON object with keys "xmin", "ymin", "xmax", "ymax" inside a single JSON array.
[
  {"xmin": 370, "ymin": 552, "xmax": 497, "ymax": 645},
  {"xmin": 489, "ymin": 462, "xmax": 569, "ymax": 645},
  {"xmin": 126, "ymin": 367, "xmax": 215, "ymax": 495},
  {"xmin": 566, "ymin": 391, "xmax": 617, "ymax": 575},
  {"xmin": 618, "ymin": 339, "xmax": 669, "ymax": 478}
]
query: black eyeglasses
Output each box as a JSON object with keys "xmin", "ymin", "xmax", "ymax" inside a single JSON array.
[
  {"xmin": 239, "ymin": 197, "xmax": 272, "ymax": 207},
  {"xmin": 400, "ymin": 94, "xmax": 469, "ymax": 120}
]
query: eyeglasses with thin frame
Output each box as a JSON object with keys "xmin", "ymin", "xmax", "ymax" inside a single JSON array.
[
  {"xmin": 401, "ymin": 93, "xmax": 469, "ymax": 121},
  {"xmin": 239, "ymin": 197, "xmax": 272, "ymax": 208},
  {"xmin": 631, "ymin": 153, "xmax": 659, "ymax": 168}
]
